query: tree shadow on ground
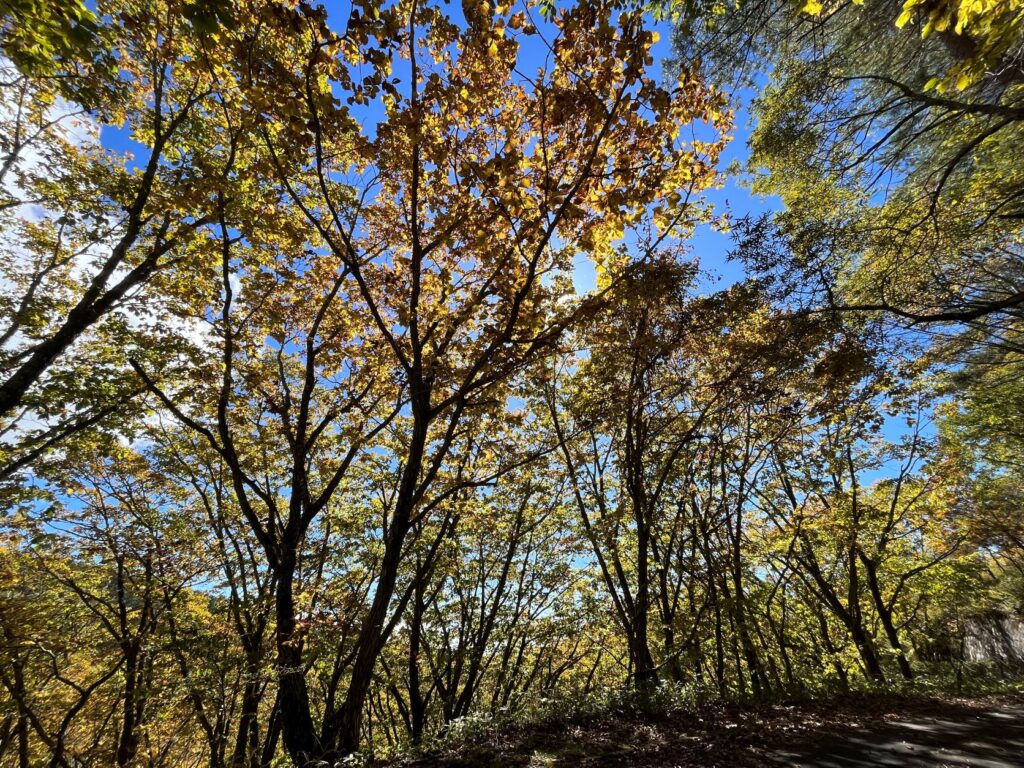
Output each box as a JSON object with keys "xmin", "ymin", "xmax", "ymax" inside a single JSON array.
[
  {"xmin": 768, "ymin": 702, "xmax": 1024, "ymax": 767},
  {"xmin": 395, "ymin": 693, "xmax": 1024, "ymax": 768}
]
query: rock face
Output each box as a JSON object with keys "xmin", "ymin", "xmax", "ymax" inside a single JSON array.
[{"xmin": 965, "ymin": 614, "xmax": 1024, "ymax": 665}]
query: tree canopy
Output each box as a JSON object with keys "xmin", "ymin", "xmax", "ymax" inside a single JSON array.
[{"xmin": 0, "ymin": 0, "xmax": 1021, "ymax": 766}]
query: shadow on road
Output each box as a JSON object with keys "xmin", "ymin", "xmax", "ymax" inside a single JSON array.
[{"xmin": 769, "ymin": 703, "xmax": 1024, "ymax": 767}]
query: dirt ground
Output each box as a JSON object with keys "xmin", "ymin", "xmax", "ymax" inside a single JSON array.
[{"xmin": 396, "ymin": 692, "xmax": 1024, "ymax": 767}]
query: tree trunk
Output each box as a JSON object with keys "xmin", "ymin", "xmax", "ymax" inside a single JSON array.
[
  {"xmin": 408, "ymin": 570, "xmax": 427, "ymax": 745},
  {"xmin": 230, "ymin": 650, "xmax": 263, "ymax": 768},
  {"xmin": 274, "ymin": 549, "xmax": 321, "ymax": 766},
  {"xmin": 862, "ymin": 557, "xmax": 913, "ymax": 680}
]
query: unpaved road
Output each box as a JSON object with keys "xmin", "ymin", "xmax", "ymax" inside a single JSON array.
[{"xmin": 769, "ymin": 702, "xmax": 1024, "ymax": 767}]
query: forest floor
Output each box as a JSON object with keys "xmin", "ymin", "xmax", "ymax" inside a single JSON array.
[{"xmin": 395, "ymin": 691, "xmax": 1024, "ymax": 767}]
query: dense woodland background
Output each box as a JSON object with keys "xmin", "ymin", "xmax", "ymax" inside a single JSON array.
[{"xmin": 0, "ymin": 0, "xmax": 1022, "ymax": 765}]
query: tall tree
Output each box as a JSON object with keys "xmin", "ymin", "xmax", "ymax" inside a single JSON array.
[{"xmin": 132, "ymin": 0, "xmax": 729, "ymax": 761}]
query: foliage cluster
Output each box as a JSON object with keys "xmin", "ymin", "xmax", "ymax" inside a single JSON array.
[{"xmin": 0, "ymin": 0, "xmax": 1021, "ymax": 766}]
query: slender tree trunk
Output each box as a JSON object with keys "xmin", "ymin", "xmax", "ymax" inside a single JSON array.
[
  {"xmin": 230, "ymin": 650, "xmax": 263, "ymax": 768},
  {"xmin": 274, "ymin": 549, "xmax": 320, "ymax": 766},
  {"xmin": 331, "ymin": 513, "xmax": 412, "ymax": 754},
  {"xmin": 116, "ymin": 643, "xmax": 142, "ymax": 768},
  {"xmin": 13, "ymin": 660, "xmax": 29, "ymax": 768},
  {"xmin": 799, "ymin": 546, "xmax": 885, "ymax": 683},
  {"xmin": 408, "ymin": 569, "xmax": 427, "ymax": 745},
  {"xmin": 728, "ymin": 503, "xmax": 766, "ymax": 698},
  {"xmin": 260, "ymin": 692, "xmax": 281, "ymax": 768},
  {"xmin": 328, "ymin": 388, "xmax": 430, "ymax": 756},
  {"xmin": 862, "ymin": 557, "xmax": 913, "ymax": 680},
  {"xmin": 631, "ymin": 521, "xmax": 657, "ymax": 688},
  {"xmin": 848, "ymin": 620, "xmax": 885, "ymax": 682}
]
